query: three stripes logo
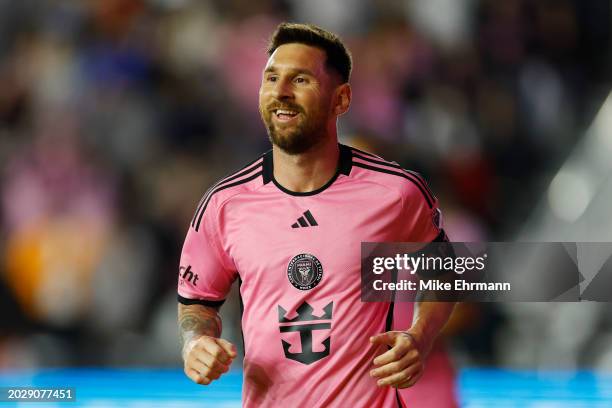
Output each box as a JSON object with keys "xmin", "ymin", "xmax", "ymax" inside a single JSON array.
[{"xmin": 292, "ymin": 210, "xmax": 318, "ymax": 229}]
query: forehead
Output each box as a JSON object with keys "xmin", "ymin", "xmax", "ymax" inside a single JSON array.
[{"xmin": 264, "ymin": 43, "xmax": 327, "ymax": 75}]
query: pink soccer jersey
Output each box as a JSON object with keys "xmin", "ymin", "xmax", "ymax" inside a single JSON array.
[{"xmin": 178, "ymin": 144, "xmax": 445, "ymax": 407}]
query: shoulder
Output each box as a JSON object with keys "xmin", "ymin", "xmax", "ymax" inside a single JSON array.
[
  {"xmin": 347, "ymin": 145, "xmax": 437, "ymax": 209},
  {"xmin": 190, "ymin": 152, "xmax": 268, "ymax": 231}
]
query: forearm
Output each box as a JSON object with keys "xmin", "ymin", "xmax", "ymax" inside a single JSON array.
[
  {"xmin": 178, "ymin": 303, "xmax": 222, "ymax": 354},
  {"xmin": 408, "ymin": 300, "xmax": 455, "ymax": 355}
]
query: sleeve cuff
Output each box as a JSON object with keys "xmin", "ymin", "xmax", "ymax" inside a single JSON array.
[{"xmin": 177, "ymin": 294, "xmax": 226, "ymax": 308}]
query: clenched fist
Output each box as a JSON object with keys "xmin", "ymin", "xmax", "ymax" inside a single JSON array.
[{"xmin": 183, "ymin": 336, "xmax": 237, "ymax": 386}]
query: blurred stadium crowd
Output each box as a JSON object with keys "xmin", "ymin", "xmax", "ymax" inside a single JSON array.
[{"xmin": 0, "ymin": 0, "xmax": 610, "ymax": 372}]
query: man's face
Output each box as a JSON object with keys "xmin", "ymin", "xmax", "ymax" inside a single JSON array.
[{"xmin": 259, "ymin": 43, "xmax": 336, "ymax": 154}]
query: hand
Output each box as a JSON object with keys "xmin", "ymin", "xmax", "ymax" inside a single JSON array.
[
  {"xmin": 183, "ymin": 335, "xmax": 237, "ymax": 386},
  {"xmin": 369, "ymin": 331, "xmax": 425, "ymax": 389}
]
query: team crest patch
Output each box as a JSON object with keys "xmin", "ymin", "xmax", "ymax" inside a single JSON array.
[{"xmin": 287, "ymin": 253, "xmax": 323, "ymax": 291}]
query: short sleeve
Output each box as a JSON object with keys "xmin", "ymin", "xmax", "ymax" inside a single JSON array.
[
  {"xmin": 400, "ymin": 179, "xmax": 448, "ymax": 243},
  {"xmin": 177, "ymin": 201, "xmax": 237, "ymax": 307}
]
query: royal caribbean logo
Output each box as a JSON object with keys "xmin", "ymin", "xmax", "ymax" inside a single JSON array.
[
  {"xmin": 278, "ymin": 301, "xmax": 333, "ymax": 364},
  {"xmin": 287, "ymin": 253, "xmax": 323, "ymax": 291}
]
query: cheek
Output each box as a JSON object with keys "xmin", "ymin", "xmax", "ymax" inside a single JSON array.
[
  {"xmin": 308, "ymin": 95, "xmax": 331, "ymax": 117},
  {"xmin": 258, "ymin": 88, "xmax": 264, "ymax": 104},
  {"xmin": 258, "ymin": 90, "xmax": 267, "ymax": 114}
]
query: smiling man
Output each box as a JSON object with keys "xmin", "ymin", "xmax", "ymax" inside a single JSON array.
[{"xmin": 177, "ymin": 23, "xmax": 455, "ymax": 407}]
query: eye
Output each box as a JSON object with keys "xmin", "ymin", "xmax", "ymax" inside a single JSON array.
[
  {"xmin": 294, "ymin": 76, "xmax": 307, "ymax": 84},
  {"xmin": 266, "ymin": 75, "xmax": 278, "ymax": 82}
]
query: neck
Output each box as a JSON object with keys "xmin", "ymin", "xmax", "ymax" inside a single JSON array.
[{"xmin": 272, "ymin": 136, "xmax": 340, "ymax": 193}]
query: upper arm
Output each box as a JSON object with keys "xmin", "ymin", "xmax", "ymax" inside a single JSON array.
[
  {"xmin": 399, "ymin": 177, "xmax": 455, "ymax": 284},
  {"xmin": 399, "ymin": 176, "xmax": 446, "ymax": 243},
  {"xmin": 177, "ymin": 200, "xmax": 237, "ymax": 307}
]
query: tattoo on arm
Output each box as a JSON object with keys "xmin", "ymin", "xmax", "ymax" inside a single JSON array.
[{"xmin": 178, "ymin": 304, "xmax": 222, "ymax": 351}]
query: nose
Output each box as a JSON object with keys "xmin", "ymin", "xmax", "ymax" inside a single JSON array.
[{"xmin": 272, "ymin": 77, "xmax": 294, "ymax": 100}]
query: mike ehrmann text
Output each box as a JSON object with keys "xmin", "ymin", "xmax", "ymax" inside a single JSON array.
[{"xmin": 372, "ymin": 279, "xmax": 511, "ymax": 292}]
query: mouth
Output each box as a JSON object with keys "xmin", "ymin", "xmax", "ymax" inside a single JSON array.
[{"xmin": 271, "ymin": 108, "xmax": 300, "ymax": 123}]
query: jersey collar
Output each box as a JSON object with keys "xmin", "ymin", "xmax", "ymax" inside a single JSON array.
[{"xmin": 262, "ymin": 143, "xmax": 353, "ymax": 196}]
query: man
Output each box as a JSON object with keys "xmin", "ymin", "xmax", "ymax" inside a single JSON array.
[{"xmin": 178, "ymin": 22, "xmax": 455, "ymax": 407}]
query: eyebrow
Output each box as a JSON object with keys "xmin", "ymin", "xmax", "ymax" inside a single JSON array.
[{"xmin": 263, "ymin": 66, "xmax": 316, "ymax": 77}]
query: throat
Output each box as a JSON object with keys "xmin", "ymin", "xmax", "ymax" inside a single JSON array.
[{"xmin": 271, "ymin": 142, "xmax": 340, "ymax": 194}]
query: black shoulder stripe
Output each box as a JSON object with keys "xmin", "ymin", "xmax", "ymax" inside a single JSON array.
[
  {"xmin": 178, "ymin": 294, "xmax": 225, "ymax": 308},
  {"xmin": 191, "ymin": 158, "xmax": 263, "ymax": 227},
  {"xmin": 353, "ymin": 162, "xmax": 433, "ymax": 208},
  {"xmin": 191, "ymin": 159, "xmax": 263, "ymax": 228},
  {"xmin": 194, "ymin": 170, "xmax": 262, "ymax": 232},
  {"xmin": 352, "ymin": 151, "xmax": 436, "ymax": 203},
  {"xmin": 352, "ymin": 151, "xmax": 406, "ymax": 172},
  {"xmin": 403, "ymin": 168, "xmax": 436, "ymax": 201},
  {"xmin": 349, "ymin": 146, "xmax": 383, "ymax": 159}
]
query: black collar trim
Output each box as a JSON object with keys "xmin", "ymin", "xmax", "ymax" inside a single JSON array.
[
  {"xmin": 262, "ymin": 144, "xmax": 353, "ymax": 196},
  {"xmin": 262, "ymin": 150, "xmax": 273, "ymax": 184}
]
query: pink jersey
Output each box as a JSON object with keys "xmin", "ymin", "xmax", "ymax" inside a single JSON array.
[{"xmin": 178, "ymin": 144, "xmax": 445, "ymax": 407}]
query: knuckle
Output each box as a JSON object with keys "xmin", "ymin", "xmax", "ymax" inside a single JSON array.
[
  {"xmin": 387, "ymin": 363, "xmax": 398, "ymax": 372},
  {"xmin": 183, "ymin": 348, "xmax": 195, "ymax": 360},
  {"xmin": 193, "ymin": 338, "xmax": 207, "ymax": 350},
  {"xmin": 395, "ymin": 359, "xmax": 406, "ymax": 369},
  {"xmin": 376, "ymin": 367, "xmax": 388, "ymax": 377},
  {"xmin": 188, "ymin": 353, "xmax": 200, "ymax": 364},
  {"xmin": 402, "ymin": 333, "xmax": 416, "ymax": 345}
]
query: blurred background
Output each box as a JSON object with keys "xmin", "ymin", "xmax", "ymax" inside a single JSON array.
[{"xmin": 0, "ymin": 0, "xmax": 611, "ymax": 406}]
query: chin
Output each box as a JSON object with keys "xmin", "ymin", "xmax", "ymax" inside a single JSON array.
[{"xmin": 269, "ymin": 134, "xmax": 312, "ymax": 155}]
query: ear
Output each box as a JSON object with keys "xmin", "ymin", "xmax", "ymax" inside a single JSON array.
[{"xmin": 332, "ymin": 83, "xmax": 351, "ymax": 116}]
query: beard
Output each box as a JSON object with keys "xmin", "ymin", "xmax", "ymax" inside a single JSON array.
[
  {"xmin": 261, "ymin": 103, "xmax": 328, "ymax": 155},
  {"xmin": 266, "ymin": 119, "xmax": 325, "ymax": 155}
]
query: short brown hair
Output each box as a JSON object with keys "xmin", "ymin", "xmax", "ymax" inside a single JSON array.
[{"xmin": 267, "ymin": 22, "xmax": 352, "ymax": 83}]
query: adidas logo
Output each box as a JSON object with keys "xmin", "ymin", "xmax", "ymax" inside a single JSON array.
[{"xmin": 291, "ymin": 210, "xmax": 318, "ymax": 228}]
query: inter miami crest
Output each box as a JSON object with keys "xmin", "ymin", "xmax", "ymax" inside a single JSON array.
[{"xmin": 287, "ymin": 253, "xmax": 323, "ymax": 291}]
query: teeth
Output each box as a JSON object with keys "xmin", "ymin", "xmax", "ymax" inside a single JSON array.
[{"xmin": 276, "ymin": 109, "xmax": 297, "ymax": 115}]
